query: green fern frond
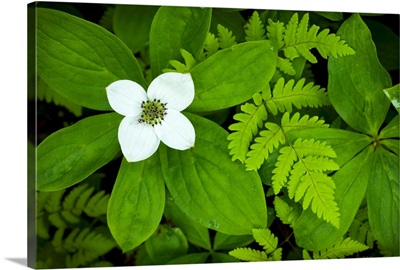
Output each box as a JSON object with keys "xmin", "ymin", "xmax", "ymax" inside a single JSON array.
[
  {"xmin": 217, "ymin": 24, "xmax": 237, "ymax": 49},
  {"xmin": 229, "ymin": 247, "xmax": 267, "ymax": 261},
  {"xmin": 245, "ymin": 122, "xmax": 285, "ymax": 171},
  {"xmin": 281, "ymin": 112, "xmax": 329, "ymax": 133},
  {"xmin": 99, "ymin": 6, "xmax": 114, "ymax": 32},
  {"xmin": 227, "ymin": 93, "xmax": 268, "ymax": 163},
  {"xmin": 272, "ymin": 145, "xmax": 297, "ymax": 194},
  {"xmin": 63, "ymin": 184, "xmax": 91, "ymax": 211},
  {"xmin": 291, "ymin": 137, "xmax": 336, "ymax": 158},
  {"xmin": 164, "ymin": 49, "xmax": 197, "ymax": 73},
  {"xmin": 252, "ymin": 229, "xmax": 278, "ymax": 254},
  {"xmin": 265, "ymin": 78, "xmax": 329, "ymax": 114},
  {"xmin": 84, "ymin": 190, "xmax": 110, "ymax": 217},
  {"xmin": 266, "ymin": 19, "xmax": 285, "ymax": 49},
  {"xmin": 269, "ymin": 248, "xmax": 283, "ymax": 261},
  {"xmin": 44, "ymin": 189, "xmax": 66, "ymax": 213},
  {"xmin": 273, "ymin": 196, "xmax": 301, "ymax": 226},
  {"xmin": 347, "ymin": 208, "xmax": 375, "ymax": 248},
  {"xmin": 277, "ymin": 57, "xmax": 296, "ymax": 75},
  {"xmin": 280, "ymin": 13, "xmax": 355, "ymax": 63},
  {"xmin": 245, "ymin": 11, "xmax": 266, "ymax": 41},
  {"xmin": 203, "ymin": 32, "xmax": 219, "ymax": 58},
  {"xmin": 307, "ymin": 237, "xmax": 369, "ymax": 259}
]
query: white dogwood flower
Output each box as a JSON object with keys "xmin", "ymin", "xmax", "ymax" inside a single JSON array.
[{"xmin": 106, "ymin": 72, "xmax": 195, "ymax": 162}]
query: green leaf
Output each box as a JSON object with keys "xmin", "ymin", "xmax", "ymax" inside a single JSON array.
[
  {"xmin": 379, "ymin": 115, "xmax": 399, "ymax": 139},
  {"xmin": 145, "ymin": 225, "xmax": 188, "ymax": 265},
  {"xmin": 217, "ymin": 24, "xmax": 237, "ymax": 49},
  {"xmin": 211, "ymin": 252, "xmax": 239, "ymax": 263},
  {"xmin": 164, "ymin": 193, "xmax": 211, "ymax": 250},
  {"xmin": 113, "ymin": 5, "xmax": 158, "ymax": 54},
  {"xmin": 229, "ymin": 247, "xmax": 267, "ymax": 262},
  {"xmin": 381, "ymin": 140, "xmax": 399, "ymax": 156},
  {"xmin": 189, "ymin": 40, "xmax": 278, "ymax": 112},
  {"xmin": 203, "ymin": 32, "xmax": 220, "ymax": 58},
  {"xmin": 367, "ymin": 147, "xmax": 399, "ymax": 256},
  {"xmin": 311, "ymin": 237, "xmax": 369, "ymax": 259},
  {"xmin": 383, "ymin": 84, "xmax": 400, "ymax": 113},
  {"xmin": 213, "ymin": 232, "xmax": 254, "ymax": 251},
  {"xmin": 292, "ymin": 146, "xmax": 374, "ymax": 251},
  {"xmin": 245, "ymin": 11, "xmax": 266, "ymax": 41},
  {"xmin": 37, "ymin": 8, "xmax": 146, "ymax": 111},
  {"xmin": 37, "ymin": 113, "xmax": 122, "ymax": 191},
  {"xmin": 252, "ymin": 229, "xmax": 278, "ymax": 254},
  {"xmin": 161, "ymin": 113, "xmax": 267, "ymax": 235},
  {"xmin": 328, "ymin": 14, "xmax": 392, "ymax": 136},
  {"xmin": 107, "ymin": 156, "xmax": 165, "ymax": 252},
  {"xmin": 149, "ymin": 6, "xmax": 211, "ymax": 78}
]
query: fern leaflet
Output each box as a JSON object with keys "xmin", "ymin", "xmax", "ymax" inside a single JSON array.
[
  {"xmin": 304, "ymin": 237, "xmax": 369, "ymax": 259},
  {"xmin": 265, "ymin": 77, "xmax": 329, "ymax": 115},
  {"xmin": 245, "ymin": 122, "xmax": 285, "ymax": 170},
  {"xmin": 281, "ymin": 112, "xmax": 329, "ymax": 133},
  {"xmin": 252, "ymin": 228, "xmax": 278, "ymax": 254},
  {"xmin": 227, "ymin": 93, "xmax": 268, "ymax": 163},
  {"xmin": 203, "ymin": 32, "xmax": 219, "ymax": 58},
  {"xmin": 347, "ymin": 207, "xmax": 375, "ymax": 248},
  {"xmin": 245, "ymin": 11, "xmax": 266, "ymax": 41},
  {"xmin": 279, "ymin": 13, "xmax": 355, "ymax": 63},
  {"xmin": 273, "ymin": 196, "xmax": 301, "ymax": 226},
  {"xmin": 217, "ymin": 24, "xmax": 237, "ymax": 49},
  {"xmin": 229, "ymin": 247, "xmax": 267, "ymax": 261},
  {"xmin": 266, "ymin": 19, "xmax": 285, "ymax": 49}
]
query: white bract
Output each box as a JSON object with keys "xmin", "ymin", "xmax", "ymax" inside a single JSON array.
[{"xmin": 106, "ymin": 72, "xmax": 195, "ymax": 162}]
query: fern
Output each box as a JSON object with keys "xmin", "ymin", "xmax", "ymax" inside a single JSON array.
[
  {"xmin": 245, "ymin": 122, "xmax": 285, "ymax": 170},
  {"xmin": 227, "ymin": 92, "xmax": 268, "ymax": 162},
  {"xmin": 273, "ymin": 13, "xmax": 354, "ymax": 63},
  {"xmin": 273, "ymin": 196, "xmax": 301, "ymax": 226},
  {"xmin": 163, "ymin": 49, "xmax": 197, "ymax": 73},
  {"xmin": 266, "ymin": 77, "xmax": 329, "ymax": 115},
  {"xmin": 52, "ymin": 227, "xmax": 116, "ymax": 268},
  {"xmin": 203, "ymin": 32, "xmax": 219, "ymax": 58},
  {"xmin": 99, "ymin": 6, "xmax": 114, "ymax": 32},
  {"xmin": 347, "ymin": 207, "xmax": 375, "ymax": 249},
  {"xmin": 245, "ymin": 11, "xmax": 266, "ymax": 41},
  {"xmin": 303, "ymin": 237, "xmax": 369, "ymax": 259},
  {"xmin": 217, "ymin": 24, "xmax": 237, "ymax": 49},
  {"xmin": 229, "ymin": 228, "xmax": 282, "ymax": 262}
]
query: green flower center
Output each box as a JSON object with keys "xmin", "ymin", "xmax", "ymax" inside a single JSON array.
[{"xmin": 138, "ymin": 99, "xmax": 168, "ymax": 127}]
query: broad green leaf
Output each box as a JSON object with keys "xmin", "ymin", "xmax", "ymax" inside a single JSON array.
[
  {"xmin": 379, "ymin": 115, "xmax": 399, "ymax": 139},
  {"xmin": 383, "ymin": 84, "xmax": 400, "ymax": 113},
  {"xmin": 211, "ymin": 252, "xmax": 240, "ymax": 263},
  {"xmin": 287, "ymin": 128, "xmax": 372, "ymax": 167},
  {"xmin": 328, "ymin": 14, "xmax": 392, "ymax": 136},
  {"xmin": 381, "ymin": 140, "xmax": 399, "ymax": 156},
  {"xmin": 189, "ymin": 40, "xmax": 278, "ymax": 112},
  {"xmin": 113, "ymin": 5, "xmax": 158, "ymax": 54},
  {"xmin": 37, "ymin": 113, "xmax": 122, "ymax": 191},
  {"xmin": 164, "ymin": 192, "xmax": 211, "ymax": 250},
  {"xmin": 107, "ymin": 156, "xmax": 165, "ymax": 252},
  {"xmin": 314, "ymin": 11, "xmax": 343, "ymax": 21},
  {"xmin": 367, "ymin": 147, "xmax": 399, "ymax": 256},
  {"xmin": 145, "ymin": 225, "xmax": 188, "ymax": 264},
  {"xmin": 213, "ymin": 232, "xmax": 254, "ymax": 251},
  {"xmin": 167, "ymin": 252, "xmax": 210, "ymax": 264},
  {"xmin": 149, "ymin": 6, "xmax": 211, "ymax": 78},
  {"xmin": 161, "ymin": 113, "xmax": 267, "ymax": 235},
  {"xmin": 37, "ymin": 8, "xmax": 146, "ymax": 111},
  {"xmin": 292, "ymin": 146, "xmax": 374, "ymax": 251}
]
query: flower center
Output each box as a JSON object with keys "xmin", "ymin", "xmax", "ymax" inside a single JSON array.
[{"xmin": 138, "ymin": 99, "xmax": 168, "ymax": 127}]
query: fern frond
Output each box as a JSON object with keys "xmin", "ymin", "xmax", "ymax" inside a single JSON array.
[
  {"xmin": 63, "ymin": 184, "xmax": 90, "ymax": 211},
  {"xmin": 99, "ymin": 6, "xmax": 114, "ymax": 32},
  {"xmin": 164, "ymin": 49, "xmax": 197, "ymax": 73},
  {"xmin": 217, "ymin": 24, "xmax": 237, "ymax": 49},
  {"xmin": 245, "ymin": 11, "xmax": 266, "ymax": 41},
  {"xmin": 252, "ymin": 229, "xmax": 278, "ymax": 254},
  {"xmin": 266, "ymin": 19, "xmax": 285, "ymax": 49},
  {"xmin": 203, "ymin": 32, "xmax": 219, "ymax": 58},
  {"xmin": 272, "ymin": 146, "xmax": 297, "ymax": 194},
  {"xmin": 282, "ymin": 13, "xmax": 355, "ymax": 63},
  {"xmin": 229, "ymin": 247, "xmax": 267, "ymax": 261},
  {"xmin": 273, "ymin": 196, "xmax": 300, "ymax": 226},
  {"xmin": 266, "ymin": 78, "xmax": 329, "ymax": 114},
  {"xmin": 291, "ymin": 138, "xmax": 336, "ymax": 158},
  {"xmin": 347, "ymin": 208, "xmax": 375, "ymax": 248},
  {"xmin": 290, "ymin": 170, "xmax": 340, "ymax": 227},
  {"xmin": 44, "ymin": 189, "xmax": 66, "ymax": 213},
  {"xmin": 268, "ymin": 248, "xmax": 283, "ymax": 261},
  {"xmin": 245, "ymin": 122, "xmax": 285, "ymax": 171},
  {"xmin": 281, "ymin": 112, "xmax": 329, "ymax": 133},
  {"xmin": 84, "ymin": 190, "xmax": 110, "ymax": 217},
  {"xmin": 300, "ymin": 156, "xmax": 340, "ymax": 172},
  {"xmin": 310, "ymin": 237, "xmax": 369, "ymax": 259},
  {"xmin": 227, "ymin": 93, "xmax": 268, "ymax": 163},
  {"xmin": 277, "ymin": 57, "xmax": 296, "ymax": 76}
]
